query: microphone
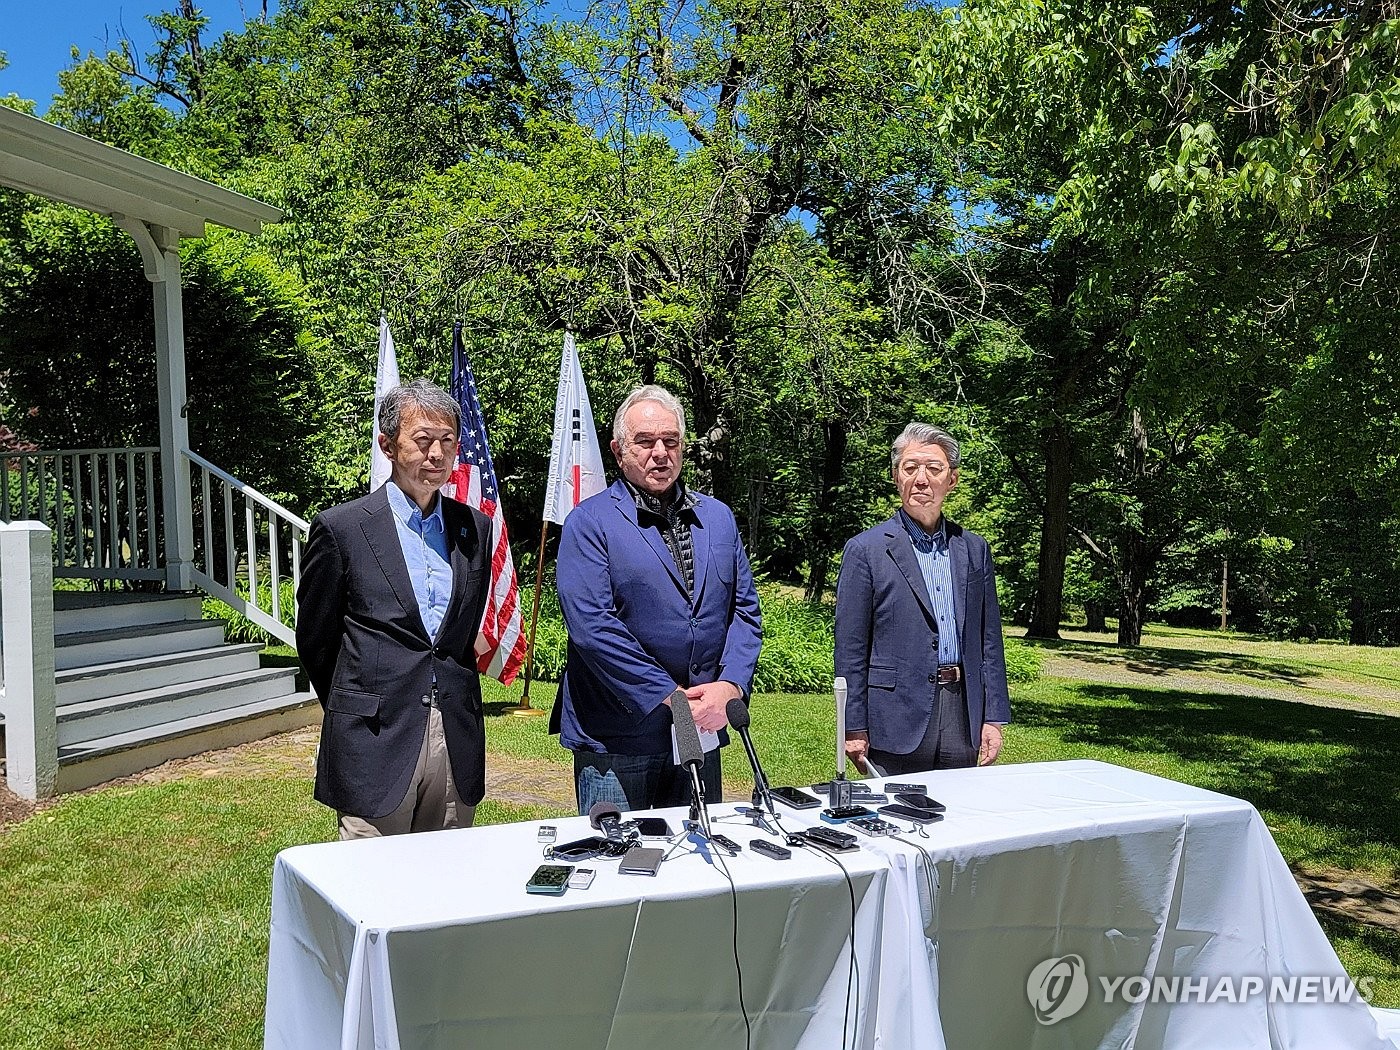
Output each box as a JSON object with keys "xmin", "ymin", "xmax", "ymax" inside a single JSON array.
[
  {"xmin": 831, "ymin": 676, "xmax": 852, "ymax": 808},
  {"xmin": 669, "ymin": 689, "xmax": 712, "ymax": 838},
  {"xmin": 834, "ymin": 676, "xmax": 848, "ymax": 779},
  {"xmin": 588, "ymin": 801, "xmax": 625, "ymax": 842},
  {"xmin": 726, "ymin": 697, "xmax": 777, "ymax": 820}
]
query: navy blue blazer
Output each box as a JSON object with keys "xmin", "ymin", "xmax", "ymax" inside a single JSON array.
[
  {"xmin": 296, "ymin": 486, "xmax": 494, "ymax": 818},
  {"xmin": 834, "ymin": 515, "xmax": 1011, "ymax": 754},
  {"xmin": 553, "ymin": 479, "xmax": 763, "ymax": 754}
]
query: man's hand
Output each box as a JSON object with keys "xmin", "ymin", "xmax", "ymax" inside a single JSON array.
[
  {"xmin": 845, "ymin": 730, "xmax": 870, "ymax": 773},
  {"xmin": 978, "ymin": 723, "xmax": 1004, "ymax": 766},
  {"xmin": 683, "ymin": 681, "xmax": 743, "ymax": 732}
]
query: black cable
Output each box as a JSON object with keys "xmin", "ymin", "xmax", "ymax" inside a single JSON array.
[
  {"xmin": 800, "ymin": 838, "xmax": 861, "ymax": 1050},
  {"xmin": 711, "ymin": 842, "xmax": 753, "ymax": 1050}
]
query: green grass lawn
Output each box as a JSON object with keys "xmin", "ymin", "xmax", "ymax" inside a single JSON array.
[
  {"xmin": 1027, "ymin": 623, "xmax": 1400, "ymax": 712},
  {"xmin": 2, "ymin": 654, "xmax": 1398, "ymax": 1046}
]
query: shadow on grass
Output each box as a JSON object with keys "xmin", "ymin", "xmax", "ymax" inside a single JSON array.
[
  {"xmin": 1025, "ymin": 636, "xmax": 1323, "ymax": 685},
  {"xmin": 1015, "ymin": 682, "xmax": 1400, "ymax": 858}
]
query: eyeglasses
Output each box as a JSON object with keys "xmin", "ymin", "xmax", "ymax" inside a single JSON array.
[{"xmin": 899, "ymin": 460, "xmax": 951, "ymax": 479}]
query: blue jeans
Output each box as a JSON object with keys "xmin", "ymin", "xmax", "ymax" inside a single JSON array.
[{"xmin": 574, "ymin": 749, "xmax": 723, "ymax": 815}]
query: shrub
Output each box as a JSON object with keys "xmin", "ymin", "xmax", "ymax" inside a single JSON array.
[{"xmin": 525, "ymin": 580, "xmax": 1039, "ymax": 693}]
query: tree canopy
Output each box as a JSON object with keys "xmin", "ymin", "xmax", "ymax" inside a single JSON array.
[{"xmin": 1, "ymin": 0, "xmax": 1397, "ymax": 643}]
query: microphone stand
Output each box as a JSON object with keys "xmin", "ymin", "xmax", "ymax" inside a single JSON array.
[
  {"xmin": 686, "ymin": 760, "xmax": 714, "ymax": 842},
  {"xmin": 669, "ymin": 690, "xmax": 715, "ymax": 844}
]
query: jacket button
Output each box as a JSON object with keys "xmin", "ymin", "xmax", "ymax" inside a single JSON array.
[
  {"xmin": 691, "ymin": 663, "xmax": 700, "ymax": 673},
  {"xmin": 927, "ymin": 673, "xmax": 937, "ymax": 684},
  {"xmin": 421, "ymin": 695, "xmax": 432, "ymax": 707}
]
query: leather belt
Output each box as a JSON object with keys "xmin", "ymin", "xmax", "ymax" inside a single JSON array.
[{"xmin": 935, "ymin": 664, "xmax": 963, "ymax": 685}]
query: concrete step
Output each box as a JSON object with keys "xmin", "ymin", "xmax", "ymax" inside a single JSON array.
[
  {"xmin": 55, "ymin": 690, "xmax": 320, "ymax": 793},
  {"xmin": 56, "ymin": 643, "xmax": 265, "ymax": 706},
  {"xmin": 52, "ymin": 618, "xmax": 227, "ymax": 670},
  {"xmin": 52, "ymin": 592, "xmax": 203, "ymax": 636},
  {"xmin": 57, "ymin": 666, "xmax": 300, "ymax": 746}
]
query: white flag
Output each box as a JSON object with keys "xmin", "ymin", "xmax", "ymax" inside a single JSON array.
[
  {"xmin": 543, "ymin": 331, "xmax": 606, "ymax": 524},
  {"xmin": 369, "ymin": 315, "xmax": 401, "ymax": 492}
]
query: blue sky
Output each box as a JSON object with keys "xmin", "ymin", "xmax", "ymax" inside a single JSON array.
[{"xmin": 2, "ymin": 2, "xmax": 279, "ymax": 110}]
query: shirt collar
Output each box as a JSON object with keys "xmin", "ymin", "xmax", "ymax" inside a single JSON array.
[
  {"xmin": 898, "ymin": 508, "xmax": 946, "ymax": 552},
  {"xmin": 386, "ymin": 480, "xmax": 445, "ymax": 534}
]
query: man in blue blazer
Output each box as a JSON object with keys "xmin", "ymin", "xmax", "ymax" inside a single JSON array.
[
  {"xmin": 835, "ymin": 422, "xmax": 1011, "ymax": 775},
  {"xmin": 553, "ymin": 385, "xmax": 763, "ymax": 813}
]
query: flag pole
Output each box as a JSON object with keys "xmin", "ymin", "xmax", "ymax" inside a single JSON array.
[{"xmin": 510, "ymin": 520, "xmax": 551, "ymax": 717}]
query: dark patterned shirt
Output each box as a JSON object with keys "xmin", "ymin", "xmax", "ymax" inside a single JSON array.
[{"xmin": 624, "ymin": 479, "xmax": 701, "ymax": 599}]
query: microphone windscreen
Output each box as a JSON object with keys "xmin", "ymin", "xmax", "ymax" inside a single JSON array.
[
  {"xmin": 725, "ymin": 696, "xmax": 751, "ymax": 731},
  {"xmin": 669, "ymin": 689, "xmax": 706, "ymax": 767},
  {"xmin": 588, "ymin": 801, "xmax": 622, "ymax": 829}
]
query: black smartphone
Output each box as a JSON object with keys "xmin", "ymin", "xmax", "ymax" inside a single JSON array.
[
  {"xmin": 771, "ymin": 785, "xmax": 822, "ymax": 809},
  {"xmin": 633, "ymin": 817, "xmax": 673, "ymax": 838},
  {"xmin": 879, "ymin": 803, "xmax": 945, "ymax": 825},
  {"xmin": 548, "ymin": 835, "xmax": 609, "ymax": 861},
  {"xmin": 526, "ymin": 864, "xmax": 573, "ymax": 895},
  {"xmin": 894, "ymin": 792, "xmax": 946, "ymax": 813}
]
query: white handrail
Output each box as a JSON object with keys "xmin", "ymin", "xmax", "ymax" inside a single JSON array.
[{"xmin": 182, "ymin": 450, "xmax": 305, "ymax": 648}]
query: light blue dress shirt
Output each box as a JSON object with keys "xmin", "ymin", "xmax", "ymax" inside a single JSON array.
[
  {"xmin": 899, "ymin": 509, "xmax": 961, "ymax": 667},
  {"xmin": 385, "ymin": 481, "xmax": 453, "ymax": 640}
]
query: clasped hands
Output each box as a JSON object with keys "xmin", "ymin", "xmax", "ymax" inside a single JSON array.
[{"xmin": 665, "ymin": 680, "xmax": 743, "ymax": 733}]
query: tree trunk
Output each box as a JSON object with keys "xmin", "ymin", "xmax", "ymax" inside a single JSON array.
[
  {"xmin": 1083, "ymin": 600, "xmax": 1107, "ymax": 632},
  {"xmin": 1116, "ymin": 407, "xmax": 1151, "ymax": 646},
  {"xmin": 1349, "ymin": 592, "xmax": 1368, "ymax": 646},
  {"xmin": 1027, "ymin": 411, "xmax": 1072, "ymax": 638},
  {"xmin": 804, "ymin": 419, "xmax": 848, "ymax": 603},
  {"xmin": 1117, "ymin": 533, "xmax": 1150, "ymax": 646}
]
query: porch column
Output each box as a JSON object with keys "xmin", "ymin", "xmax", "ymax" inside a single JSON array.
[
  {"xmin": 114, "ymin": 216, "xmax": 194, "ymax": 591},
  {"xmin": 0, "ymin": 521, "xmax": 57, "ymax": 800}
]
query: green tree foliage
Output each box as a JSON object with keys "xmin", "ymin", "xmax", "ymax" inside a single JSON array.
[
  {"xmin": 0, "ymin": 202, "xmax": 323, "ymax": 505},
  {"xmin": 2, "ymin": 0, "xmax": 1396, "ymax": 644}
]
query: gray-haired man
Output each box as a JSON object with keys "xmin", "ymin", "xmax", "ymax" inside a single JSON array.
[
  {"xmin": 835, "ymin": 422, "xmax": 1011, "ymax": 775},
  {"xmin": 297, "ymin": 379, "xmax": 495, "ymax": 838}
]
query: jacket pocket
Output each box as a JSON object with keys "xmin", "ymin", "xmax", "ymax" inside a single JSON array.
[
  {"xmin": 868, "ymin": 664, "xmax": 897, "ymax": 690},
  {"xmin": 328, "ymin": 688, "xmax": 381, "ymax": 717}
]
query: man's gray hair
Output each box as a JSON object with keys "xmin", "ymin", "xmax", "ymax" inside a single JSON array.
[
  {"xmin": 891, "ymin": 422, "xmax": 961, "ymax": 473},
  {"xmin": 378, "ymin": 378, "xmax": 461, "ymax": 439},
  {"xmin": 612, "ymin": 384, "xmax": 687, "ymax": 444}
]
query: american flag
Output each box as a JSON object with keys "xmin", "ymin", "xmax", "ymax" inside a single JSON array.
[{"xmin": 445, "ymin": 323, "xmax": 527, "ymax": 684}]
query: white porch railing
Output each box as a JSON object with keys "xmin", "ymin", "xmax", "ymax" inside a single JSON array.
[
  {"xmin": 184, "ymin": 449, "xmax": 307, "ymax": 649},
  {"xmin": 0, "ymin": 448, "xmax": 164, "ymax": 581}
]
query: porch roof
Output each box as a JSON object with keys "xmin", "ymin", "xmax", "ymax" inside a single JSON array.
[{"xmin": 0, "ymin": 107, "xmax": 282, "ymax": 238}]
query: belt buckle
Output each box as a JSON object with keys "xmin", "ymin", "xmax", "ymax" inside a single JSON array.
[{"xmin": 938, "ymin": 665, "xmax": 961, "ymax": 685}]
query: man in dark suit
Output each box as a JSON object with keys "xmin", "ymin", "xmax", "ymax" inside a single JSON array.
[
  {"xmin": 553, "ymin": 384, "xmax": 763, "ymax": 813},
  {"xmin": 835, "ymin": 422, "xmax": 1011, "ymax": 775},
  {"xmin": 297, "ymin": 379, "xmax": 493, "ymax": 838}
]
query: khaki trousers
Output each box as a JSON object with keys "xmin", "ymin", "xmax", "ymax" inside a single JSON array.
[{"xmin": 338, "ymin": 702, "xmax": 476, "ymax": 839}]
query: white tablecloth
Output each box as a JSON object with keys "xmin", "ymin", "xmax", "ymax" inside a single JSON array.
[{"xmin": 264, "ymin": 760, "xmax": 1399, "ymax": 1049}]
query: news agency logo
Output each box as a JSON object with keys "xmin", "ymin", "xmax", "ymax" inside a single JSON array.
[
  {"xmin": 1027, "ymin": 955, "xmax": 1376, "ymax": 1026},
  {"xmin": 1026, "ymin": 954, "xmax": 1089, "ymax": 1025}
]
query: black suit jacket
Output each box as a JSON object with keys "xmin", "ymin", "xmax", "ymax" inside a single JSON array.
[
  {"xmin": 296, "ymin": 486, "xmax": 493, "ymax": 818},
  {"xmin": 834, "ymin": 515, "xmax": 1012, "ymax": 754}
]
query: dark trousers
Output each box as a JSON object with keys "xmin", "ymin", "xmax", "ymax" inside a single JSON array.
[
  {"xmin": 867, "ymin": 682, "xmax": 978, "ymax": 775},
  {"xmin": 573, "ymin": 748, "xmax": 724, "ymax": 815}
]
